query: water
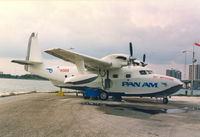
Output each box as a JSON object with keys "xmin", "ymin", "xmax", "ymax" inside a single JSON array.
[
  {"xmin": 174, "ymin": 89, "xmax": 200, "ymax": 95},
  {"xmin": 81, "ymin": 102, "xmax": 188, "ymax": 119},
  {"xmin": 0, "ymin": 78, "xmax": 200, "ymax": 95},
  {"xmin": 0, "ymin": 78, "xmax": 71, "ymax": 93}
]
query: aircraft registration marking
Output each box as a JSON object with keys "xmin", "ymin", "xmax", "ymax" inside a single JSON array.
[{"xmin": 60, "ymin": 69, "xmax": 69, "ymax": 72}]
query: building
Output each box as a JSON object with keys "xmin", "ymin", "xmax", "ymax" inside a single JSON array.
[
  {"xmin": 0, "ymin": 72, "xmax": 3, "ymax": 74},
  {"xmin": 188, "ymin": 64, "xmax": 200, "ymax": 89},
  {"xmin": 189, "ymin": 64, "xmax": 200, "ymax": 80},
  {"xmin": 166, "ymin": 68, "xmax": 182, "ymax": 80}
]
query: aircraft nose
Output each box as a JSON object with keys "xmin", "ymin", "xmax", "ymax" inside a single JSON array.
[{"xmin": 174, "ymin": 78, "xmax": 183, "ymax": 86}]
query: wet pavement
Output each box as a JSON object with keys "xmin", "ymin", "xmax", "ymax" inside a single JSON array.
[{"xmin": 0, "ymin": 93, "xmax": 200, "ymax": 137}]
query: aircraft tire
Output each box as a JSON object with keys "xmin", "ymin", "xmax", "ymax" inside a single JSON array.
[
  {"xmin": 163, "ymin": 97, "xmax": 168, "ymax": 104},
  {"xmin": 99, "ymin": 91, "xmax": 108, "ymax": 100}
]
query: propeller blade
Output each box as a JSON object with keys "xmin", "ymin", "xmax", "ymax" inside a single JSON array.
[
  {"xmin": 129, "ymin": 42, "xmax": 133, "ymax": 57},
  {"xmin": 143, "ymin": 54, "xmax": 146, "ymax": 62}
]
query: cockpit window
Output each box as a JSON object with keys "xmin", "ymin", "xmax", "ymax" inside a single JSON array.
[
  {"xmin": 116, "ymin": 56, "xmax": 127, "ymax": 60},
  {"xmin": 139, "ymin": 70, "xmax": 153, "ymax": 75},
  {"xmin": 146, "ymin": 70, "xmax": 153, "ymax": 74},
  {"xmin": 139, "ymin": 70, "xmax": 147, "ymax": 75}
]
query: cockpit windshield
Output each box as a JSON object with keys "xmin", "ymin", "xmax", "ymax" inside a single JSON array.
[
  {"xmin": 146, "ymin": 70, "xmax": 153, "ymax": 74},
  {"xmin": 139, "ymin": 70, "xmax": 153, "ymax": 75}
]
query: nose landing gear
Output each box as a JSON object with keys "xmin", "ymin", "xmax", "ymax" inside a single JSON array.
[{"xmin": 163, "ymin": 97, "xmax": 168, "ymax": 104}]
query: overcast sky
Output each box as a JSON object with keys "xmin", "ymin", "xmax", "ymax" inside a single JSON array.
[{"xmin": 0, "ymin": 0, "xmax": 200, "ymax": 77}]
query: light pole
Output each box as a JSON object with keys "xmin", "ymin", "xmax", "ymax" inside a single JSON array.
[
  {"xmin": 182, "ymin": 50, "xmax": 192, "ymax": 80},
  {"xmin": 192, "ymin": 42, "xmax": 200, "ymax": 95},
  {"xmin": 191, "ymin": 45, "xmax": 195, "ymax": 95},
  {"xmin": 182, "ymin": 50, "xmax": 188, "ymax": 80},
  {"xmin": 182, "ymin": 48, "xmax": 195, "ymax": 95}
]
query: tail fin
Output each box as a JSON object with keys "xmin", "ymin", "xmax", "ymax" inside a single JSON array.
[
  {"xmin": 26, "ymin": 32, "xmax": 42, "ymax": 62},
  {"xmin": 12, "ymin": 32, "xmax": 43, "ymax": 71}
]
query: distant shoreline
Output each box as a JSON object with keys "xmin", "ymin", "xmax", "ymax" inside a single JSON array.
[{"xmin": 0, "ymin": 74, "xmax": 48, "ymax": 81}]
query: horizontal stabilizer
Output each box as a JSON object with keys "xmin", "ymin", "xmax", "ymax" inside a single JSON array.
[
  {"xmin": 64, "ymin": 74, "xmax": 98, "ymax": 85},
  {"xmin": 11, "ymin": 60, "xmax": 42, "ymax": 65}
]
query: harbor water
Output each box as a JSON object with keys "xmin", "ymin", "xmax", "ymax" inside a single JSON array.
[
  {"xmin": 0, "ymin": 78, "xmax": 71, "ymax": 93},
  {"xmin": 0, "ymin": 78, "xmax": 199, "ymax": 95}
]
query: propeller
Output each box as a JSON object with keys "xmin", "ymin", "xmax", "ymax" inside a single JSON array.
[
  {"xmin": 142, "ymin": 54, "xmax": 148, "ymax": 67},
  {"xmin": 143, "ymin": 54, "xmax": 146, "ymax": 62},
  {"xmin": 128, "ymin": 42, "xmax": 135, "ymax": 65},
  {"xmin": 128, "ymin": 42, "xmax": 147, "ymax": 67},
  {"xmin": 129, "ymin": 42, "xmax": 133, "ymax": 57}
]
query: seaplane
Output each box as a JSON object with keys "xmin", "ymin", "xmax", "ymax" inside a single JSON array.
[{"xmin": 12, "ymin": 33, "xmax": 183, "ymax": 104}]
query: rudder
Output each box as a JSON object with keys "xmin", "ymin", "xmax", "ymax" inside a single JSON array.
[
  {"xmin": 25, "ymin": 32, "xmax": 43, "ymax": 71},
  {"xmin": 26, "ymin": 32, "xmax": 42, "ymax": 62}
]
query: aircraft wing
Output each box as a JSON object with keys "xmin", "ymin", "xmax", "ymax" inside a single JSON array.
[{"xmin": 45, "ymin": 48, "xmax": 112, "ymax": 70}]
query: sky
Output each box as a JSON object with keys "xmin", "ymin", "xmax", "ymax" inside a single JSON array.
[{"xmin": 0, "ymin": 0, "xmax": 200, "ymax": 78}]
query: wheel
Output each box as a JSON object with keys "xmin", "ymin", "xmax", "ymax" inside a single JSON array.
[
  {"xmin": 99, "ymin": 91, "xmax": 108, "ymax": 100},
  {"xmin": 163, "ymin": 97, "xmax": 168, "ymax": 104}
]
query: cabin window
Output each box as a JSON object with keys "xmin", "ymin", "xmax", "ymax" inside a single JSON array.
[
  {"xmin": 139, "ymin": 70, "xmax": 147, "ymax": 75},
  {"xmin": 113, "ymin": 74, "xmax": 118, "ymax": 78},
  {"xmin": 126, "ymin": 74, "xmax": 131, "ymax": 78}
]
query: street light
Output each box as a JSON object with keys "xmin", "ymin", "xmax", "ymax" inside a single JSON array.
[
  {"xmin": 192, "ymin": 42, "xmax": 200, "ymax": 95},
  {"xmin": 182, "ymin": 50, "xmax": 192, "ymax": 80},
  {"xmin": 182, "ymin": 46, "xmax": 197, "ymax": 95},
  {"xmin": 182, "ymin": 50, "xmax": 189, "ymax": 80}
]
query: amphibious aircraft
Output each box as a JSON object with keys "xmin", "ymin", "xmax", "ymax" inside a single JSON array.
[{"xmin": 12, "ymin": 33, "xmax": 183, "ymax": 104}]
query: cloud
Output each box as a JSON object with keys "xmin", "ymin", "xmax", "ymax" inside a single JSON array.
[{"xmin": 0, "ymin": 0, "xmax": 200, "ymax": 69}]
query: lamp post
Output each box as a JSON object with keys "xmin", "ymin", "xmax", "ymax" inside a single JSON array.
[
  {"xmin": 192, "ymin": 42, "xmax": 200, "ymax": 95},
  {"xmin": 182, "ymin": 48, "xmax": 196, "ymax": 95},
  {"xmin": 182, "ymin": 50, "xmax": 192, "ymax": 80},
  {"xmin": 191, "ymin": 45, "xmax": 195, "ymax": 95},
  {"xmin": 182, "ymin": 50, "xmax": 188, "ymax": 80}
]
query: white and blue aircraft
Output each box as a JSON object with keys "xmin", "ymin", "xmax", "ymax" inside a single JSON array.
[{"xmin": 12, "ymin": 33, "xmax": 183, "ymax": 104}]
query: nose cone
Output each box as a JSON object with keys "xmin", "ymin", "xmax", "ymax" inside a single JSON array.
[
  {"xmin": 174, "ymin": 78, "xmax": 183, "ymax": 87},
  {"xmin": 156, "ymin": 75, "xmax": 183, "ymax": 96},
  {"xmin": 166, "ymin": 76, "xmax": 183, "ymax": 95}
]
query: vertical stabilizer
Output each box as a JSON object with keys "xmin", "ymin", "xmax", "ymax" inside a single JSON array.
[
  {"xmin": 26, "ymin": 32, "xmax": 42, "ymax": 62},
  {"xmin": 25, "ymin": 33, "xmax": 43, "ymax": 71}
]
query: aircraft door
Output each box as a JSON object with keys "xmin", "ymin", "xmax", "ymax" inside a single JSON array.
[{"xmin": 105, "ymin": 70, "xmax": 111, "ymax": 89}]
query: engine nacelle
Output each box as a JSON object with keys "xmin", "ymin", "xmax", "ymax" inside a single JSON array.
[{"xmin": 101, "ymin": 54, "xmax": 129, "ymax": 68}]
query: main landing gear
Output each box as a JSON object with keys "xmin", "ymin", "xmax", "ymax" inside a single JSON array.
[
  {"xmin": 163, "ymin": 97, "xmax": 168, "ymax": 104},
  {"xmin": 99, "ymin": 91, "xmax": 108, "ymax": 100}
]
